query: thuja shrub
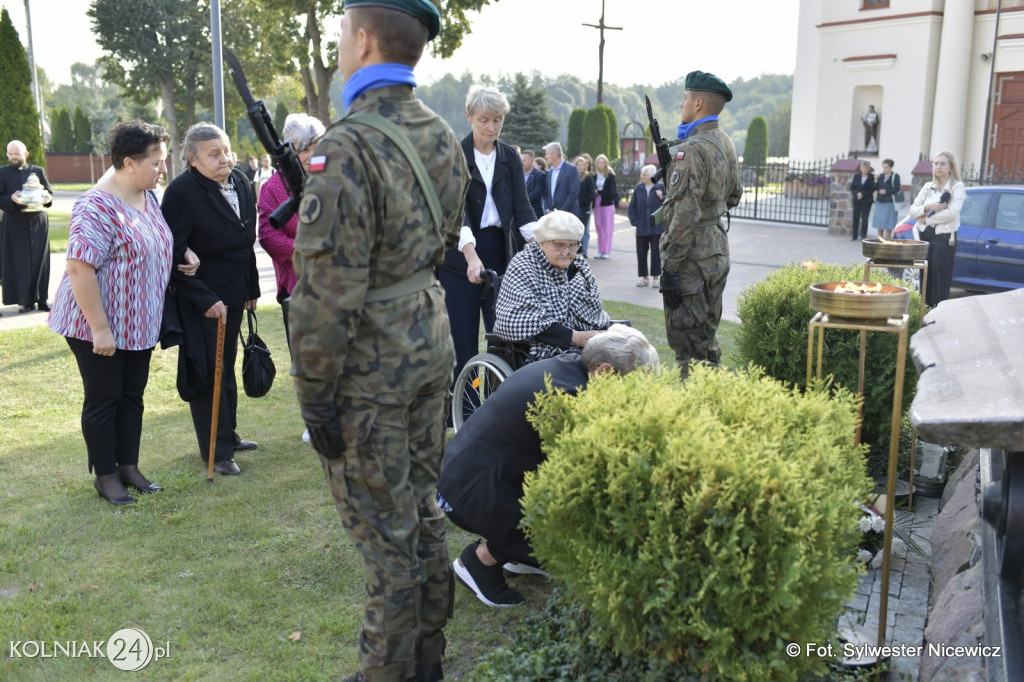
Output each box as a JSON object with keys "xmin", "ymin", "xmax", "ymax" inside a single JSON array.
[
  {"xmin": 735, "ymin": 262, "xmax": 922, "ymax": 445},
  {"xmin": 521, "ymin": 366, "xmax": 873, "ymax": 681}
]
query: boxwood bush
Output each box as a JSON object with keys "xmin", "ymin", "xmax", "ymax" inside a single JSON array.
[
  {"xmin": 519, "ymin": 366, "xmax": 873, "ymax": 681},
  {"xmin": 735, "ymin": 262, "xmax": 923, "ymax": 446}
]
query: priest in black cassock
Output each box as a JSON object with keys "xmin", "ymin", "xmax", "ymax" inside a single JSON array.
[{"xmin": 1, "ymin": 139, "xmax": 53, "ymax": 313}]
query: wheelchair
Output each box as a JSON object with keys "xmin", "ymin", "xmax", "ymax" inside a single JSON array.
[
  {"xmin": 450, "ymin": 269, "xmax": 628, "ymax": 431},
  {"xmin": 451, "ymin": 269, "xmax": 532, "ymax": 431}
]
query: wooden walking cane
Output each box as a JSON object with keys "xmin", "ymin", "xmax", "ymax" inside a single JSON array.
[{"xmin": 207, "ymin": 317, "xmax": 226, "ymax": 482}]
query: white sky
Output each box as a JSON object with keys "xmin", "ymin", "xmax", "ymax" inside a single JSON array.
[{"xmin": 4, "ymin": 0, "xmax": 799, "ymax": 88}]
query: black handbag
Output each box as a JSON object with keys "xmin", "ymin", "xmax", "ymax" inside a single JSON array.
[{"xmin": 240, "ymin": 309, "xmax": 276, "ymax": 398}]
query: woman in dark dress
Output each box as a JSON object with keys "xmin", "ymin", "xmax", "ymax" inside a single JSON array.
[
  {"xmin": 575, "ymin": 156, "xmax": 595, "ymax": 258},
  {"xmin": 161, "ymin": 123, "xmax": 260, "ymax": 476},
  {"xmin": 440, "ymin": 85, "xmax": 537, "ymax": 395},
  {"xmin": 849, "ymin": 160, "xmax": 875, "ymax": 241}
]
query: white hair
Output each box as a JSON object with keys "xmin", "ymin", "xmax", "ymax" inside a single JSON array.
[
  {"xmin": 641, "ymin": 164, "xmax": 658, "ymax": 177},
  {"xmin": 465, "ymin": 84, "xmax": 510, "ymax": 117},
  {"xmin": 582, "ymin": 324, "xmax": 660, "ymax": 374},
  {"xmin": 543, "ymin": 141, "xmax": 563, "ymax": 159},
  {"xmin": 282, "ymin": 113, "xmax": 326, "ymax": 153}
]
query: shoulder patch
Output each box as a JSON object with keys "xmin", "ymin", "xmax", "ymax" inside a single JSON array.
[
  {"xmin": 670, "ymin": 171, "xmax": 680, "ymax": 186},
  {"xmin": 676, "ymin": 150, "xmax": 686, "ymax": 160},
  {"xmin": 309, "ymin": 155, "xmax": 327, "ymax": 173},
  {"xmin": 298, "ymin": 194, "xmax": 322, "ymax": 224}
]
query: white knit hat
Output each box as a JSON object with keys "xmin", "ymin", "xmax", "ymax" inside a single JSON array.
[{"xmin": 533, "ymin": 210, "xmax": 584, "ymax": 242}]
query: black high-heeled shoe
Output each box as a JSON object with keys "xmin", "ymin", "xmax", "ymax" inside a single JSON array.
[
  {"xmin": 94, "ymin": 475, "xmax": 136, "ymax": 506},
  {"xmin": 118, "ymin": 465, "xmax": 163, "ymax": 494}
]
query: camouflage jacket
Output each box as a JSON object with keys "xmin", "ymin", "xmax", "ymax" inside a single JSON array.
[
  {"xmin": 660, "ymin": 121, "xmax": 743, "ymax": 270},
  {"xmin": 290, "ymin": 86, "xmax": 470, "ymax": 403}
]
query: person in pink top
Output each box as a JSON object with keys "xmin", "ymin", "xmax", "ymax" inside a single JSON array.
[
  {"xmin": 257, "ymin": 112, "xmax": 326, "ymax": 342},
  {"xmin": 47, "ymin": 121, "xmax": 188, "ymax": 505}
]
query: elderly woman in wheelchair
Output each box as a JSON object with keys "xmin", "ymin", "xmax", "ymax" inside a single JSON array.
[
  {"xmin": 451, "ymin": 211, "xmax": 612, "ymax": 429},
  {"xmin": 494, "ymin": 210, "xmax": 611, "ymax": 359}
]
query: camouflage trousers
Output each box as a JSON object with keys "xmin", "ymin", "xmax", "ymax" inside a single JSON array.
[
  {"xmin": 319, "ymin": 379, "xmax": 452, "ymax": 682},
  {"xmin": 664, "ymin": 225, "xmax": 730, "ymax": 378}
]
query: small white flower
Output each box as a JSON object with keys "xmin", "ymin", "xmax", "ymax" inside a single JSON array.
[
  {"xmin": 892, "ymin": 538, "xmax": 906, "ymax": 555},
  {"xmin": 857, "ymin": 549, "xmax": 874, "ymax": 564},
  {"xmin": 858, "ymin": 517, "xmax": 873, "ymax": 533},
  {"xmin": 871, "ymin": 516, "xmax": 886, "ymax": 533},
  {"xmin": 870, "ymin": 552, "xmax": 884, "ymax": 569}
]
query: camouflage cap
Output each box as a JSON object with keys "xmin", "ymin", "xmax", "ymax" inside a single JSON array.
[
  {"xmin": 343, "ymin": 0, "xmax": 441, "ymax": 40},
  {"xmin": 684, "ymin": 70, "xmax": 733, "ymax": 102}
]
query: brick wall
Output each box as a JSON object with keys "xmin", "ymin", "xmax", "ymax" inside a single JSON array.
[{"xmin": 43, "ymin": 153, "xmax": 111, "ymax": 183}]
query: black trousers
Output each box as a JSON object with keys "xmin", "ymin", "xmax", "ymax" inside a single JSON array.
[
  {"xmin": 66, "ymin": 337, "xmax": 153, "ymax": 476},
  {"xmin": 440, "ymin": 227, "xmax": 506, "ymax": 384},
  {"xmin": 919, "ymin": 226, "xmax": 958, "ymax": 307},
  {"xmin": 636, "ymin": 234, "xmax": 661, "ymax": 277},
  {"xmin": 851, "ymin": 202, "xmax": 871, "ymax": 239},
  {"xmin": 189, "ymin": 307, "xmax": 243, "ymax": 462}
]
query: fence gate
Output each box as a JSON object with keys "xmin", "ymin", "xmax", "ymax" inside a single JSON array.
[{"xmin": 730, "ymin": 158, "xmax": 835, "ymax": 227}]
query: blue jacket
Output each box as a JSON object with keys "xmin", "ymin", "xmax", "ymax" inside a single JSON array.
[
  {"xmin": 542, "ymin": 160, "xmax": 581, "ymax": 219},
  {"xmin": 628, "ymin": 182, "xmax": 665, "ymax": 236},
  {"xmin": 525, "ymin": 167, "xmax": 545, "ymax": 219}
]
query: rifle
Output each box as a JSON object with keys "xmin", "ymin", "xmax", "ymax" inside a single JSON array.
[
  {"xmin": 224, "ymin": 48, "xmax": 306, "ymax": 229},
  {"xmin": 646, "ymin": 95, "xmax": 672, "ymax": 228}
]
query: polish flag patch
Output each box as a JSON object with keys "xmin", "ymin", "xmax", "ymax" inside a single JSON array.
[
  {"xmin": 309, "ymin": 155, "xmax": 327, "ymax": 173},
  {"xmin": 676, "ymin": 151, "xmax": 686, "ymax": 160}
]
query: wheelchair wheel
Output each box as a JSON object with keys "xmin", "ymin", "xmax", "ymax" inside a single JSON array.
[{"xmin": 452, "ymin": 353, "xmax": 514, "ymax": 432}]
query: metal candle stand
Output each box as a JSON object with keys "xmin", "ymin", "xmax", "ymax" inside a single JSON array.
[
  {"xmin": 806, "ymin": 311, "xmax": 909, "ymax": 656},
  {"xmin": 862, "ymin": 258, "xmax": 928, "ymax": 509}
]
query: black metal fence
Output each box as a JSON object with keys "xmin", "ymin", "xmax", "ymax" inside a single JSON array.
[
  {"xmin": 730, "ymin": 157, "xmax": 838, "ymax": 227},
  {"xmin": 961, "ymin": 164, "xmax": 1024, "ymax": 187}
]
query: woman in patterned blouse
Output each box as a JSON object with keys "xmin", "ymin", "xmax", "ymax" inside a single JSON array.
[{"xmin": 48, "ymin": 121, "xmax": 182, "ymax": 505}]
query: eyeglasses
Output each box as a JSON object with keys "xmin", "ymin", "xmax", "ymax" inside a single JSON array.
[{"xmin": 547, "ymin": 241, "xmax": 580, "ymax": 254}]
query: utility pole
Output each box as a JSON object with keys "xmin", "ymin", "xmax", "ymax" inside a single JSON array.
[
  {"xmin": 582, "ymin": 0, "xmax": 622, "ymax": 105},
  {"xmin": 210, "ymin": 0, "xmax": 225, "ymax": 130},
  {"xmin": 23, "ymin": 0, "xmax": 46, "ymax": 142}
]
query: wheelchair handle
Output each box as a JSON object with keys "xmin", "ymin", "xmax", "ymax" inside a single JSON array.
[{"xmin": 482, "ymin": 269, "xmax": 500, "ymax": 293}]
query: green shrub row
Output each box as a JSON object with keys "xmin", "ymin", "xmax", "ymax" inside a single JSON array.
[
  {"xmin": 735, "ymin": 263, "xmax": 923, "ymax": 446},
  {"xmin": 519, "ymin": 366, "xmax": 873, "ymax": 681}
]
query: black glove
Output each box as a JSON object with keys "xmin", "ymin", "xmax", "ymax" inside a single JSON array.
[
  {"xmin": 660, "ymin": 269, "xmax": 683, "ymax": 310},
  {"xmin": 300, "ymin": 402, "xmax": 345, "ymax": 459}
]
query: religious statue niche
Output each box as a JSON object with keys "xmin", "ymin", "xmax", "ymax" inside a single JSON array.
[{"xmin": 862, "ymin": 105, "xmax": 880, "ymax": 154}]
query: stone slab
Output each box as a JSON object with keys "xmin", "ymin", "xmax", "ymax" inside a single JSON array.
[{"xmin": 909, "ymin": 288, "xmax": 1024, "ymax": 450}]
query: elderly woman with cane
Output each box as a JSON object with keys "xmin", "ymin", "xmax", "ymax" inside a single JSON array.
[{"xmin": 162, "ymin": 122, "xmax": 260, "ymax": 476}]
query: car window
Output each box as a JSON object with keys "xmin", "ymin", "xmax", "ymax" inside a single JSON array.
[
  {"xmin": 995, "ymin": 192, "xmax": 1024, "ymax": 233},
  {"xmin": 960, "ymin": 192, "xmax": 990, "ymax": 228}
]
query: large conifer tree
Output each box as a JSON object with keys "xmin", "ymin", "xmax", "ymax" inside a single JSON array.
[
  {"xmin": 566, "ymin": 108, "xmax": 585, "ymax": 159},
  {"xmin": 0, "ymin": 9, "xmax": 45, "ymax": 167},
  {"xmin": 73, "ymin": 105, "xmax": 93, "ymax": 153},
  {"xmin": 501, "ymin": 73, "xmax": 559, "ymax": 153},
  {"xmin": 50, "ymin": 108, "xmax": 75, "ymax": 152},
  {"xmin": 580, "ymin": 106, "xmax": 611, "ymax": 159}
]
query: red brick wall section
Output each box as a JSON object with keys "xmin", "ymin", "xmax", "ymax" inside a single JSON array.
[{"xmin": 43, "ymin": 153, "xmax": 111, "ymax": 183}]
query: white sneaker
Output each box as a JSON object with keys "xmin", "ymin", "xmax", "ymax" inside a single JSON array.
[
  {"xmin": 503, "ymin": 562, "xmax": 552, "ymax": 578},
  {"xmin": 636, "ymin": 277, "xmax": 649, "ymax": 287},
  {"xmin": 651, "ymin": 277, "xmax": 660, "ymax": 289},
  {"xmin": 302, "ymin": 429, "xmax": 311, "ymax": 444}
]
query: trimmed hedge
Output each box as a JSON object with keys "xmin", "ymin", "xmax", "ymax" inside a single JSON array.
[
  {"xmin": 735, "ymin": 262, "xmax": 923, "ymax": 446},
  {"xmin": 520, "ymin": 366, "xmax": 872, "ymax": 681}
]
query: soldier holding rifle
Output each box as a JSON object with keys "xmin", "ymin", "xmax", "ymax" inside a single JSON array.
[{"xmin": 650, "ymin": 71, "xmax": 742, "ymax": 378}]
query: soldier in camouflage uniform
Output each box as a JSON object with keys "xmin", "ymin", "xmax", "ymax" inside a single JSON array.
[
  {"xmin": 659, "ymin": 70, "xmax": 743, "ymax": 378},
  {"xmin": 288, "ymin": 2, "xmax": 470, "ymax": 681}
]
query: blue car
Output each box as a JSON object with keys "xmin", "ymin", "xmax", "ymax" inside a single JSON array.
[{"xmin": 952, "ymin": 186, "xmax": 1024, "ymax": 292}]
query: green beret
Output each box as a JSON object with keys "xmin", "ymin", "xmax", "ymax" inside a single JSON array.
[
  {"xmin": 684, "ymin": 70, "xmax": 733, "ymax": 103},
  {"xmin": 343, "ymin": 0, "xmax": 441, "ymax": 41}
]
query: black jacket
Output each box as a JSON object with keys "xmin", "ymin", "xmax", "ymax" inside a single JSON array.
[
  {"xmin": 442, "ymin": 135, "xmax": 537, "ymax": 277},
  {"xmin": 850, "ymin": 172, "xmax": 876, "ymax": 205},
  {"xmin": 525, "ymin": 167, "xmax": 545, "ymax": 219},
  {"xmin": 162, "ymin": 166, "xmax": 260, "ymax": 312},
  {"xmin": 578, "ymin": 173, "xmax": 596, "ymax": 217},
  {"xmin": 595, "ymin": 173, "xmax": 619, "ymax": 206}
]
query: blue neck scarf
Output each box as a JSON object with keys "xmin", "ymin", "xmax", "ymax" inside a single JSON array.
[
  {"xmin": 677, "ymin": 115, "xmax": 719, "ymax": 140},
  {"xmin": 342, "ymin": 63, "xmax": 417, "ymax": 113}
]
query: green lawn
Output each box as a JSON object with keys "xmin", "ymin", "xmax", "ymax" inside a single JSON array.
[
  {"xmin": 48, "ymin": 211, "xmax": 70, "ymax": 254},
  {"xmin": 0, "ymin": 304, "xmax": 737, "ymax": 680},
  {"xmin": 51, "ymin": 183, "xmax": 93, "ymax": 192}
]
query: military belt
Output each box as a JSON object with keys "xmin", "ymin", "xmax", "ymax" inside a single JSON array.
[
  {"xmin": 364, "ymin": 269, "xmax": 436, "ymax": 303},
  {"xmin": 695, "ymin": 217, "xmax": 723, "ymax": 229}
]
